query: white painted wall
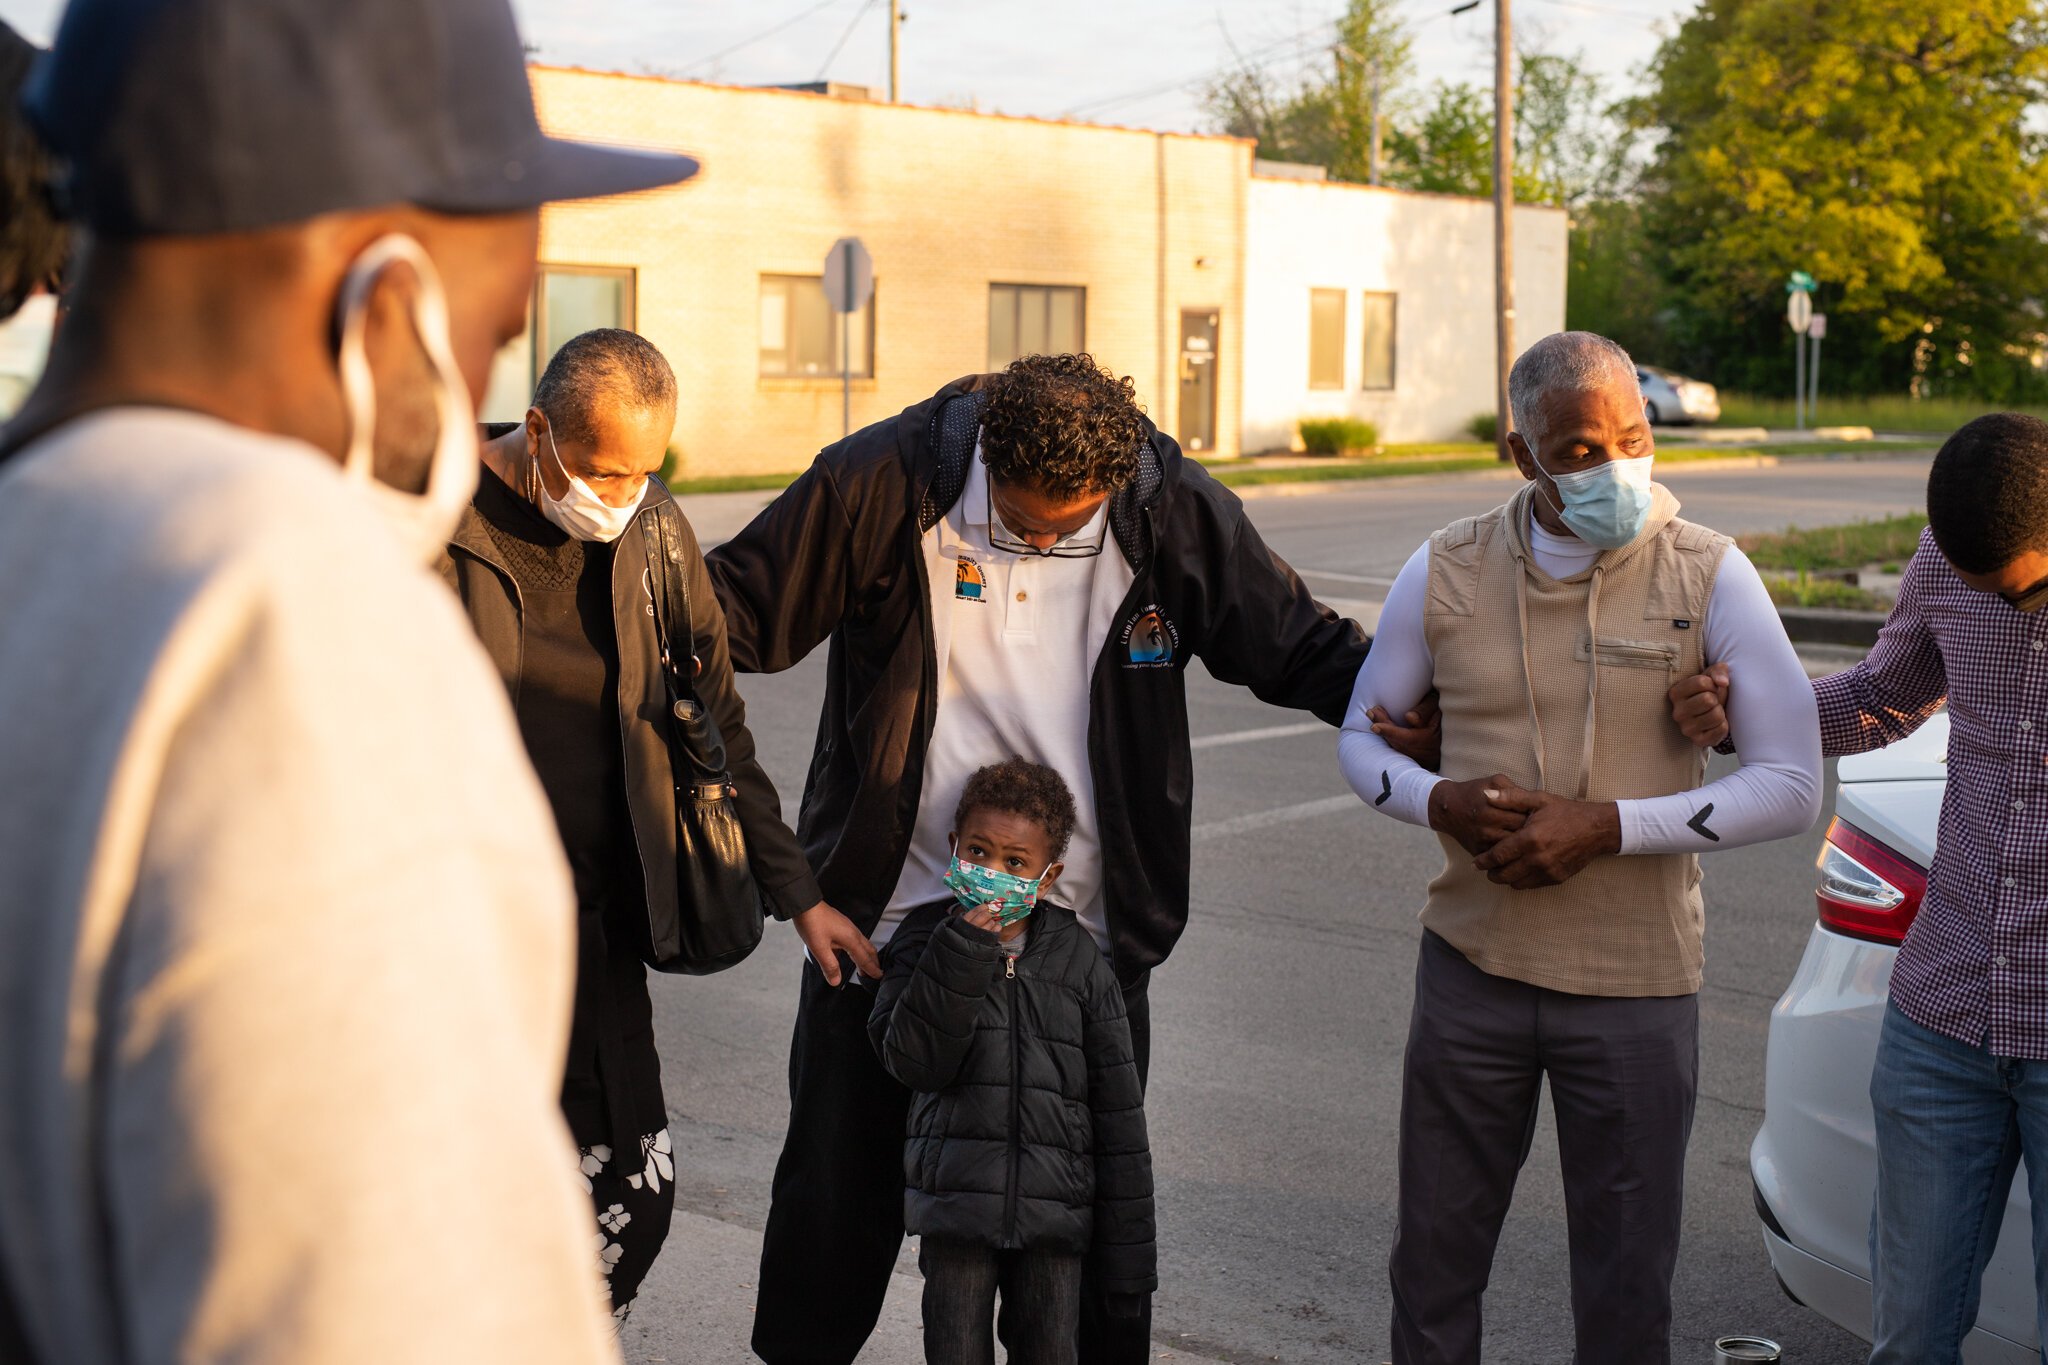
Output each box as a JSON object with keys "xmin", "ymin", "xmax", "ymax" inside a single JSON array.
[{"xmin": 1242, "ymin": 176, "xmax": 1568, "ymax": 450}]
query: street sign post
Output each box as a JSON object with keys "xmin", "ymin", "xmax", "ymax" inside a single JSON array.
[
  {"xmin": 1808, "ymin": 313, "xmax": 1826, "ymax": 422},
  {"xmin": 824, "ymin": 236, "xmax": 875, "ymax": 437},
  {"xmin": 1787, "ymin": 272, "xmax": 1816, "ymax": 430}
]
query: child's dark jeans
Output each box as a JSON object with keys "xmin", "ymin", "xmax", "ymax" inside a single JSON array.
[{"xmin": 919, "ymin": 1237, "xmax": 1083, "ymax": 1365}]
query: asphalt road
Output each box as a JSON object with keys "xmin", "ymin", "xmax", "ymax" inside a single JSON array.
[{"xmin": 652, "ymin": 456, "xmax": 1931, "ymax": 1364}]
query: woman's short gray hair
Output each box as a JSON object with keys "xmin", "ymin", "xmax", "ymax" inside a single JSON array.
[{"xmin": 1508, "ymin": 331, "xmax": 1640, "ymax": 447}]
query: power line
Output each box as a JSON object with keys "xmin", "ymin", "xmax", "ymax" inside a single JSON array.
[
  {"xmin": 1526, "ymin": 0, "xmax": 1662, "ymax": 21},
  {"xmin": 815, "ymin": 0, "xmax": 883, "ymax": 81},
  {"xmin": 678, "ymin": 0, "xmax": 847, "ymax": 76},
  {"xmin": 1062, "ymin": 20, "xmax": 1337, "ymax": 119}
]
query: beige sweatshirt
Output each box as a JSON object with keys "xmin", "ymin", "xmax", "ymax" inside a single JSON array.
[{"xmin": 0, "ymin": 411, "xmax": 619, "ymax": 1365}]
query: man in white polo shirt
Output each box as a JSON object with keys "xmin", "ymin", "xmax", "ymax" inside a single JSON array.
[{"xmin": 709, "ymin": 352, "xmax": 1376, "ymax": 1364}]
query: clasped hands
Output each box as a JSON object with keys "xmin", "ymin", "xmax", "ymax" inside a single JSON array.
[
  {"xmin": 1366, "ymin": 694, "xmax": 1619, "ymax": 890},
  {"xmin": 1426, "ymin": 773, "xmax": 1623, "ymax": 890}
]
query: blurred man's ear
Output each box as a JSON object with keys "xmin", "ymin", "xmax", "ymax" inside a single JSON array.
[{"xmin": 1040, "ymin": 860, "xmax": 1064, "ymax": 889}]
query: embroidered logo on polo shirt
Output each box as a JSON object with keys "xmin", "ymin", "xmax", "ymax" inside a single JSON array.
[
  {"xmin": 1120, "ymin": 605, "xmax": 1179, "ymax": 667},
  {"xmin": 955, "ymin": 556, "xmax": 986, "ymax": 602}
]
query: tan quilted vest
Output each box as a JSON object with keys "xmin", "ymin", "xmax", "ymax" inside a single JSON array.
[{"xmin": 1421, "ymin": 481, "xmax": 1729, "ymax": 996}]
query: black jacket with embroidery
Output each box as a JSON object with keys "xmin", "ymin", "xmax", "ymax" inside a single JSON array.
[{"xmin": 704, "ymin": 375, "xmax": 1368, "ymax": 982}]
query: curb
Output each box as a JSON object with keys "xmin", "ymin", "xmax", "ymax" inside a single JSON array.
[{"xmin": 1778, "ymin": 607, "xmax": 1885, "ymax": 647}]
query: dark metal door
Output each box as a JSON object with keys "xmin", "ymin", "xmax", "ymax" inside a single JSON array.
[{"xmin": 1178, "ymin": 309, "xmax": 1219, "ymax": 453}]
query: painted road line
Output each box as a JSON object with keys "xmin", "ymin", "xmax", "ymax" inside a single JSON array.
[
  {"xmin": 1189, "ymin": 721, "xmax": 1327, "ymax": 750},
  {"xmin": 1191, "ymin": 794, "xmax": 1360, "ymax": 840}
]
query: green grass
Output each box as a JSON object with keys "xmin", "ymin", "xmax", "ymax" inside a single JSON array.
[
  {"xmin": 1382, "ymin": 441, "xmax": 1496, "ymax": 457},
  {"xmin": 666, "ymin": 471, "xmax": 803, "ymax": 495},
  {"xmin": 1725, "ymin": 439, "xmax": 1936, "ymax": 456},
  {"xmin": 1737, "ymin": 513, "xmax": 1927, "ymax": 572},
  {"xmin": 1761, "ymin": 572, "xmax": 1891, "ymax": 612},
  {"xmin": 1209, "ymin": 443, "xmax": 1856, "ymax": 488},
  {"xmin": 1214, "ymin": 454, "xmax": 1503, "ymax": 487},
  {"xmin": 665, "ymin": 437, "xmax": 1925, "ymax": 497},
  {"xmin": 1716, "ymin": 392, "xmax": 2048, "ymax": 435}
]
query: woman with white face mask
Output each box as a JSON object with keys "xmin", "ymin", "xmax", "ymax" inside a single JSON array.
[{"xmin": 443, "ymin": 327, "xmax": 822, "ymax": 1325}]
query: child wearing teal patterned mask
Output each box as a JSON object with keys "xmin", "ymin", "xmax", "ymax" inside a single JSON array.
[
  {"xmin": 945, "ymin": 784, "xmax": 1067, "ymax": 942},
  {"xmin": 869, "ymin": 758, "xmax": 1156, "ymax": 1361}
]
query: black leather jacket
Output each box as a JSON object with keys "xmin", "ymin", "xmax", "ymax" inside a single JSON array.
[{"xmin": 440, "ymin": 459, "xmax": 819, "ymax": 925}]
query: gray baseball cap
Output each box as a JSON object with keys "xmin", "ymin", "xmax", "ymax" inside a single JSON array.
[{"xmin": 24, "ymin": 0, "xmax": 700, "ymax": 235}]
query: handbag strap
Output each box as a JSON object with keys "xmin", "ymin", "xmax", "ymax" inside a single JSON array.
[{"xmin": 641, "ymin": 502, "xmax": 700, "ymax": 711}]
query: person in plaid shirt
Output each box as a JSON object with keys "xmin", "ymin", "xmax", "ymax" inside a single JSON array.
[{"xmin": 1670, "ymin": 412, "xmax": 2048, "ymax": 1364}]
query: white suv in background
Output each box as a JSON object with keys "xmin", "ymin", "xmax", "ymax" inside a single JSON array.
[{"xmin": 1752, "ymin": 712, "xmax": 2040, "ymax": 1362}]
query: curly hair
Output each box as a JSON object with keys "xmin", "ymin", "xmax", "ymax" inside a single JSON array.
[
  {"xmin": 533, "ymin": 327, "xmax": 677, "ymax": 447},
  {"xmin": 952, "ymin": 758, "xmax": 1079, "ymax": 860},
  {"xmin": 1928, "ymin": 413, "xmax": 2048, "ymax": 574},
  {"xmin": 979, "ymin": 353, "xmax": 1147, "ymax": 501},
  {"xmin": 0, "ymin": 24, "xmax": 67, "ymax": 320}
]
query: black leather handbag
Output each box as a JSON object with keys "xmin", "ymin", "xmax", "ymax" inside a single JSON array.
[{"xmin": 639, "ymin": 503, "xmax": 765, "ymax": 974}]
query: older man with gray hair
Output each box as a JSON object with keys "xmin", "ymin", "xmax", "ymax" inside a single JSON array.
[{"xmin": 1337, "ymin": 330, "xmax": 1822, "ymax": 1362}]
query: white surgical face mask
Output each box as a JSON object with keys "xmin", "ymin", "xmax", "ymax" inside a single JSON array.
[
  {"xmin": 335, "ymin": 234, "xmax": 479, "ymax": 564},
  {"xmin": 535, "ymin": 419, "xmax": 647, "ymax": 543}
]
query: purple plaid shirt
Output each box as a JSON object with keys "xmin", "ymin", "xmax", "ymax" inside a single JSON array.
[{"xmin": 1817, "ymin": 530, "xmax": 2048, "ymax": 1057}]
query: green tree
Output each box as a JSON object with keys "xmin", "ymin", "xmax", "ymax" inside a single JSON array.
[
  {"xmin": 1515, "ymin": 51, "xmax": 1611, "ymax": 210},
  {"xmin": 1327, "ymin": 0, "xmax": 1415, "ymax": 183},
  {"xmin": 1635, "ymin": 0, "xmax": 2048, "ymax": 397},
  {"xmin": 1202, "ymin": 0, "xmax": 1415, "ymax": 180},
  {"xmin": 1565, "ymin": 198, "xmax": 1672, "ymax": 358},
  {"xmin": 1386, "ymin": 82, "xmax": 1493, "ymax": 195}
]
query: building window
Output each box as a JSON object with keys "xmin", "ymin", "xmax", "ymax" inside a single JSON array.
[
  {"xmin": 988, "ymin": 284, "xmax": 1086, "ymax": 370},
  {"xmin": 760, "ymin": 274, "xmax": 874, "ymax": 378},
  {"xmin": 534, "ymin": 265, "xmax": 635, "ymax": 384},
  {"xmin": 1308, "ymin": 288, "xmax": 1346, "ymax": 390},
  {"xmin": 1361, "ymin": 291, "xmax": 1397, "ymax": 391}
]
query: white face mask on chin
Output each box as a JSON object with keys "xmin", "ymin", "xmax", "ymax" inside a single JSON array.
[
  {"xmin": 536, "ymin": 419, "xmax": 647, "ymax": 543},
  {"xmin": 335, "ymin": 233, "xmax": 480, "ymax": 565}
]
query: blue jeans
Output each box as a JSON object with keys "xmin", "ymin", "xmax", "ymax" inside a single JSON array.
[{"xmin": 1868, "ymin": 1004, "xmax": 2048, "ymax": 1363}]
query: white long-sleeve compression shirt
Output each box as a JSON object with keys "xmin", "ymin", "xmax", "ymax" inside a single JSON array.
[{"xmin": 1336, "ymin": 518, "xmax": 1822, "ymax": 854}]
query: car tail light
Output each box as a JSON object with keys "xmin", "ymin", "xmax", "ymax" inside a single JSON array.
[{"xmin": 1815, "ymin": 817, "xmax": 1926, "ymax": 945}]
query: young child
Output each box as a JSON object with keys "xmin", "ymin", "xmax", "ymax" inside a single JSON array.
[{"xmin": 868, "ymin": 758, "xmax": 1155, "ymax": 1365}]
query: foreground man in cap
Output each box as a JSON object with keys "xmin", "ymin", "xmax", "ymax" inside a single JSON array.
[{"xmin": 0, "ymin": 0, "xmax": 696, "ymax": 1361}]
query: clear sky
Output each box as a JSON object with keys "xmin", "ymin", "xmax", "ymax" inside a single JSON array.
[{"xmin": 1, "ymin": 0, "xmax": 1694, "ymax": 135}]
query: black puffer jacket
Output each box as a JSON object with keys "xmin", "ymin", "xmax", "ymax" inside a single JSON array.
[{"xmin": 868, "ymin": 901, "xmax": 1156, "ymax": 1293}]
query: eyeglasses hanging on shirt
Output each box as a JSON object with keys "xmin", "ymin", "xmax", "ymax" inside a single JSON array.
[{"xmin": 984, "ymin": 478, "xmax": 1108, "ymax": 559}]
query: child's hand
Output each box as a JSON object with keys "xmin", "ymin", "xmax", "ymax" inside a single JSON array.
[{"xmin": 961, "ymin": 904, "xmax": 1002, "ymax": 934}]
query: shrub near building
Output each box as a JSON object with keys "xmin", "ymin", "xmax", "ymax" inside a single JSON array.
[{"xmin": 1298, "ymin": 416, "xmax": 1379, "ymax": 455}]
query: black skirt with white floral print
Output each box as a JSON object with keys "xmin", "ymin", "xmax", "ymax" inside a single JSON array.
[{"xmin": 577, "ymin": 1127, "xmax": 676, "ymax": 1316}]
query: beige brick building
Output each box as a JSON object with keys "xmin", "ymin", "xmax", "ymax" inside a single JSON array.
[{"xmin": 485, "ymin": 67, "xmax": 1253, "ymax": 477}]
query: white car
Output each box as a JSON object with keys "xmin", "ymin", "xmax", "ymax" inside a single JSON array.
[
  {"xmin": 1752, "ymin": 711, "xmax": 2040, "ymax": 1361},
  {"xmin": 1638, "ymin": 364, "xmax": 1721, "ymax": 426}
]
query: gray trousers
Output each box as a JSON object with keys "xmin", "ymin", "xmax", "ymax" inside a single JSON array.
[{"xmin": 1389, "ymin": 931, "xmax": 1699, "ymax": 1365}]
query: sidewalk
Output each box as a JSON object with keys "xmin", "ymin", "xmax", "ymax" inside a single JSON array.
[{"xmin": 620, "ymin": 1210, "xmax": 1231, "ymax": 1364}]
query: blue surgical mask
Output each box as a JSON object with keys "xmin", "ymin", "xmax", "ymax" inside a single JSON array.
[
  {"xmin": 1536, "ymin": 454, "xmax": 1655, "ymax": 551},
  {"xmin": 944, "ymin": 856, "xmax": 1047, "ymax": 926}
]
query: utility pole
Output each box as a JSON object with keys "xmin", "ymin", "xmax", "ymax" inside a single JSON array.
[
  {"xmin": 888, "ymin": 0, "xmax": 902, "ymax": 103},
  {"xmin": 1492, "ymin": 0, "xmax": 1514, "ymax": 460},
  {"xmin": 1369, "ymin": 59, "xmax": 1383, "ymax": 186}
]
